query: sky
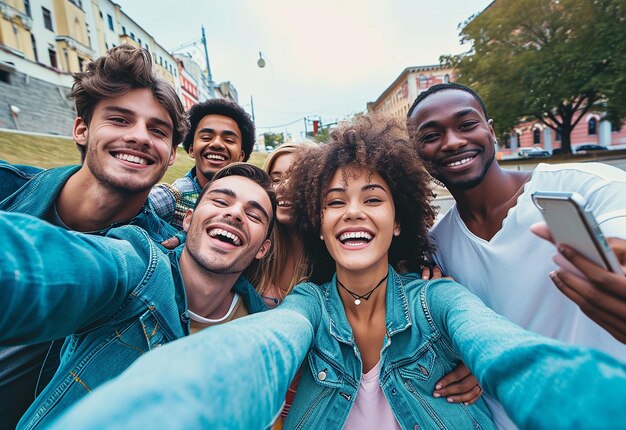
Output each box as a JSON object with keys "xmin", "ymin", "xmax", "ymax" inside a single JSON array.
[{"xmin": 114, "ymin": 0, "xmax": 492, "ymax": 139}]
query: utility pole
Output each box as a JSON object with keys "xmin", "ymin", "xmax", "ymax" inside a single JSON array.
[
  {"xmin": 201, "ymin": 25, "xmax": 216, "ymax": 98},
  {"xmin": 250, "ymin": 95, "xmax": 255, "ymax": 123}
]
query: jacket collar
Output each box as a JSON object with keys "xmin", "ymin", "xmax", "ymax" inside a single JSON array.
[
  {"xmin": 0, "ymin": 165, "xmax": 79, "ymax": 215},
  {"xmin": 325, "ymin": 266, "xmax": 412, "ymax": 345}
]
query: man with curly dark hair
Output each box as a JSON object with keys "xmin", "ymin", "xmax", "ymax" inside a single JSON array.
[
  {"xmin": 0, "ymin": 43, "xmax": 187, "ymax": 429},
  {"xmin": 150, "ymin": 98, "xmax": 256, "ymax": 230}
]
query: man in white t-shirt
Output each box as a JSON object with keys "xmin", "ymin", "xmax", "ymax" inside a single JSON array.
[{"xmin": 407, "ymin": 82, "xmax": 626, "ymax": 429}]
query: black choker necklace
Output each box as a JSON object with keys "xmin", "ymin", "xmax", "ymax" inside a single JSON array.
[{"xmin": 337, "ymin": 273, "xmax": 389, "ymax": 306}]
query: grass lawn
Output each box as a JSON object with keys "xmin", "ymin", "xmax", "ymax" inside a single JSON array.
[{"xmin": 0, "ymin": 130, "xmax": 268, "ymax": 184}]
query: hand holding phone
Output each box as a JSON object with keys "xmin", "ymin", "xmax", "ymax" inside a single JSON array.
[{"xmin": 532, "ymin": 191, "xmax": 624, "ymax": 275}]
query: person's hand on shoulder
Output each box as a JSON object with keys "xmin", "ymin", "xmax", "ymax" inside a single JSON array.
[{"xmin": 531, "ymin": 223, "xmax": 626, "ymax": 344}]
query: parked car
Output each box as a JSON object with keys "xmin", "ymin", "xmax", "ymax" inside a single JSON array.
[
  {"xmin": 576, "ymin": 145, "xmax": 608, "ymax": 153},
  {"xmin": 517, "ymin": 147, "xmax": 551, "ymax": 158}
]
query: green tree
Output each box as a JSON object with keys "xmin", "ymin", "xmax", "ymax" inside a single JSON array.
[
  {"xmin": 442, "ymin": 0, "xmax": 626, "ymax": 154},
  {"xmin": 262, "ymin": 132, "xmax": 284, "ymax": 149}
]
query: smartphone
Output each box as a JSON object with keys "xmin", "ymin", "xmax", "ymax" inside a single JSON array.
[{"xmin": 532, "ymin": 191, "xmax": 624, "ymax": 275}]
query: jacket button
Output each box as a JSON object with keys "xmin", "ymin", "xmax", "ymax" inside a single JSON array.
[
  {"xmin": 317, "ymin": 370, "xmax": 327, "ymax": 381},
  {"xmin": 414, "ymin": 425, "xmax": 420, "ymax": 430},
  {"xmin": 391, "ymin": 388, "xmax": 397, "ymax": 395}
]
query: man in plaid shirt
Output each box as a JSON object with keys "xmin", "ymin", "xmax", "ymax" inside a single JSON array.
[{"xmin": 150, "ymin": 99, "xmax": 256, "ymax": 230}]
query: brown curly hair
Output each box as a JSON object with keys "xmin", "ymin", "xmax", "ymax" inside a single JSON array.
[{"xmin": 286, "ymin": 114, "xmax": 436, "ymax": 283}]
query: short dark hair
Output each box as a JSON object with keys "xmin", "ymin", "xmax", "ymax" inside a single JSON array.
[
  {"xmin": 407, "ymin": 82, "xmax": 489, "ymax": 119},
  {"xmin": 182, "ymin": 99, "xmax": 255, "ymax": 161},
  {"xmin": 196, "ymin": 162, "xmax": 276, "ymax": 239},
  {"xmin": 286, "ymin": 114, "xmax": 436, "ymax": 283},
  {"xmin": 72, "ymin": 44, "xmax": 188, "ymax": 161}
]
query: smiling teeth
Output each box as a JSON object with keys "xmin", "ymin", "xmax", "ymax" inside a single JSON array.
[
  {"xmin": 205, "ymin": 154, "xmax": 227, "ymax": 161},
  {"xmin": 115, "ymin": 153, "xmax": 147, "ymax": 165},
  {"xmin": 278, "ymin": 200, "xmax": 292, "ymax": 207},
  {"xmin": 338, "ymin": 231, "xmax": 373, "ymax": 242},
  {"xmin": 208, "ymin": 228, "xmax": 242, "ymax": 246},
  {"xmin": 446, "ymin": 157, "xmax": 473, "ymax": 167}
]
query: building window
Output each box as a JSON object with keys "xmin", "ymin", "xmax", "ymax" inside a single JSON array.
[
  {"xmin": 130, "ymin": 32, "xmax": 135, "ymax": 41},
  {"xmin": 419, "ymin": 75, "xmax": 428, "ymax": 89},
  {"xmin": 78, "ymin": 56, "xmax": 84, "ymax": 71},
  {"xmin": 588, "ymin": 117, "xmax": 597, "ymax": 135},
  {"xmin": 138, "ymin": 38, "xmax": 142, "ymax": 46},
  {"xmin": 122, "ymin": 26, "xmax": 126, "ymax": 35},
  {"xmin": 42, "ymin": 7, "xmax": 53, "ymax": 31},
  {"xmin": 48, "ymin": 48, "xmax": 58, "ymax": 68},
  {"xmin": 0, "ymin": 70, "xmax": 9, "ymax": 83},
  {"xmin": 556, "ymin": 127, "xmax": 562, "ymax": 141},
  {"xmin": 533, "ymin": 128, "xmax": 541, "ymax": 144},
  {"xmin": 24, "ymin": 0, "xmax": 32, "ymax": 17},
  {"xmin": 30, "ymin": 33, "xmax": 38, "ymax": 62},
  {"xmin": 444, "ymin": 74, "xmax": 450, "ymax": 83},
  {"xmin": 107, "ymin": 14, "xmax": 114, "ymax": 31}
]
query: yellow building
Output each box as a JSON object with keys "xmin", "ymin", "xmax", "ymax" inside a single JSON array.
[
  {"xmin": 367, "ymin": 65, "xmax": 455, "ymax": 120},
  {"xmin": 52, "ymin": 0, "xmax": 92, "ymax": 72},
  {"xmin": 0, "ymin": 0, "xmax": 35, "ymax": 59}
]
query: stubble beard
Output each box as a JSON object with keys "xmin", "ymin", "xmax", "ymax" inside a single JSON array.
[{"xmin": 85, "ymin": 147, "xmax": 167, "ymax": 194}]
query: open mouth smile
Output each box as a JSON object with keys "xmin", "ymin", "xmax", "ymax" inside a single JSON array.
[
  {"xmin": 278, "ymin": 200, "xmax": 292, "ymax": 208},
  {"xmin": 112, "ymin": 151, "xmax": 153, "ymax": 166},
  {"xmin": 438, "ymin": 151, "xmax": 479, "ymax": 169},
  {"xmin": 203, "ymin": 153, "xmax": 228, "ymax": 162},
  {"xmin": 208, "ymin": 227, "xmax": 243, "ymax": 246},
  {"xmin": 337, "ymin": 230, "xmax": 373, "ymax": 247}
]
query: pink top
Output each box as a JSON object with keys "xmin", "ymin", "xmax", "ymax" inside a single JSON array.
[{"xmin": 344, "ymin": 361, "xmax": 402, "ymax": 430}]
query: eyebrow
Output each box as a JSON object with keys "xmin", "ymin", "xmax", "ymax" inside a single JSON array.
[
  {"xmin": 326, "ymin": 183, "xmax": 388, "ymax": 194},
  {"xmin": 102, "ymin": 105, "xmax": 173, "ymax": 132},
  {"xmin": 416, "ymin": 108, "xmax": 480, "ymax": 132},
  {"xmin": 197, "ymin": 128, "xmax": 240, "ymax": 138},
  {"xmin": 207, "ymin": 188, "xmax": 270, "ymax": 221}
]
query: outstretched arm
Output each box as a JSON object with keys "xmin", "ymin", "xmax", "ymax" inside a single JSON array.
[
  {"xmin": 427, "ymin": 279, "xmax": 626, "ymax": 429},
  {"xmin": 51, "ymin": 309, "xmax": 314, "ymax": 429},
  {"xmin": 0, "ymin": 212, "xmax": 152, "ymax": 345}
]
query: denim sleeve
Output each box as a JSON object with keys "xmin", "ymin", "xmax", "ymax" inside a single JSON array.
[
  {"xmin": 50, "ymin": 309, "xmax": 314, "ymax": 429},
  {"xmin": 278, "ymin": 281, "xmax": 323, "ymax": 326},
  {"xmin": 148, "ymin": 183, "xmax": 177, "ymax": 222},
  {"xmin": 424, "ymin": 279, "xmax": 626, "ymax": 428},
  {"xmin": 0, "ymin": 212, "xmax": 150, "ymax": 345}
]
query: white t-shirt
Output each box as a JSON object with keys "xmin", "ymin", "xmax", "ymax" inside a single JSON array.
[{"xmin": 429, "ymin": 163, "xmax": 626, "ymax": 429}]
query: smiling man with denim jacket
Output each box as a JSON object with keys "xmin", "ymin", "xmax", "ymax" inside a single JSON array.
[
  {"xmin": 0, "ymin": 43, "xmax": 188, "ymax": 429},
  {"xmin": 0, "ymin": 163, "xmax": 274, "ymax": 429}
]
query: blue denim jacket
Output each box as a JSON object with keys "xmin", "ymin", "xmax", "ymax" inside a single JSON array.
[
  {"xmin": 0, "ymin": 163, "xmax": 178, "ymax": 241},
  {"xmin": 0, "ymin": 162, "xmax": 179, "ymax": 429},
  {"xmin": 0, "ymin": 212, "xmax": 267, "ymax": 429},
  {"xmin": 281, "ymin": 268, "xmax": 494, "ymax": 430},
  {"xmin": 50, "ymin": 270, "xmax": 626, "ymax": 430},
  {"xmin": 0, "ymin": 160, "xmax": 44, "ymax": 200}
]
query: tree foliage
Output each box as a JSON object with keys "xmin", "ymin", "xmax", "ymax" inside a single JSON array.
[
  {"xmin": 262, "ymin": 132, "xmax": 284, "ymax": 149},
  {"xmin": 442, "ymin": 0, "xmax": 626, "ymax": 153}
]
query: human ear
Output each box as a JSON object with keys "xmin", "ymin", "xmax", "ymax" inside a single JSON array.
[
  {"xmin": 73, "ymin": 117, "xmax": 89, "ymax": 148},
  {"xmin": 255, "ymin": 239, "xmax": 272, "ymax": 259},
  {"xmin": 182, "ymin": 209, "xmax": 194, "ymax": 232}
]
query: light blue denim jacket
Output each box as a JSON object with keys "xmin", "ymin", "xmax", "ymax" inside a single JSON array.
[
  {"xmin": 0, "ymin": 163, "xmax": 178, "ymax": 241},
  {"xmin": 50, "ymin": 267, "xmax": 626, "ymax": 429},
  {"xmin": 0, "ymin": 162, "xmax": 180, "ymax": 429},
  {"xmin": 280, "ymin": 268, "xmax": 493, "ymax": 430},
  {"xmin": 0, "ymin": 212, "xmax": 267, "ymax": 429}
]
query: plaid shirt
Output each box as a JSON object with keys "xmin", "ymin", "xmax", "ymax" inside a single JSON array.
[{"xmin": 149, "ymin": 168, "xmax": 202, "ymax": 230}]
